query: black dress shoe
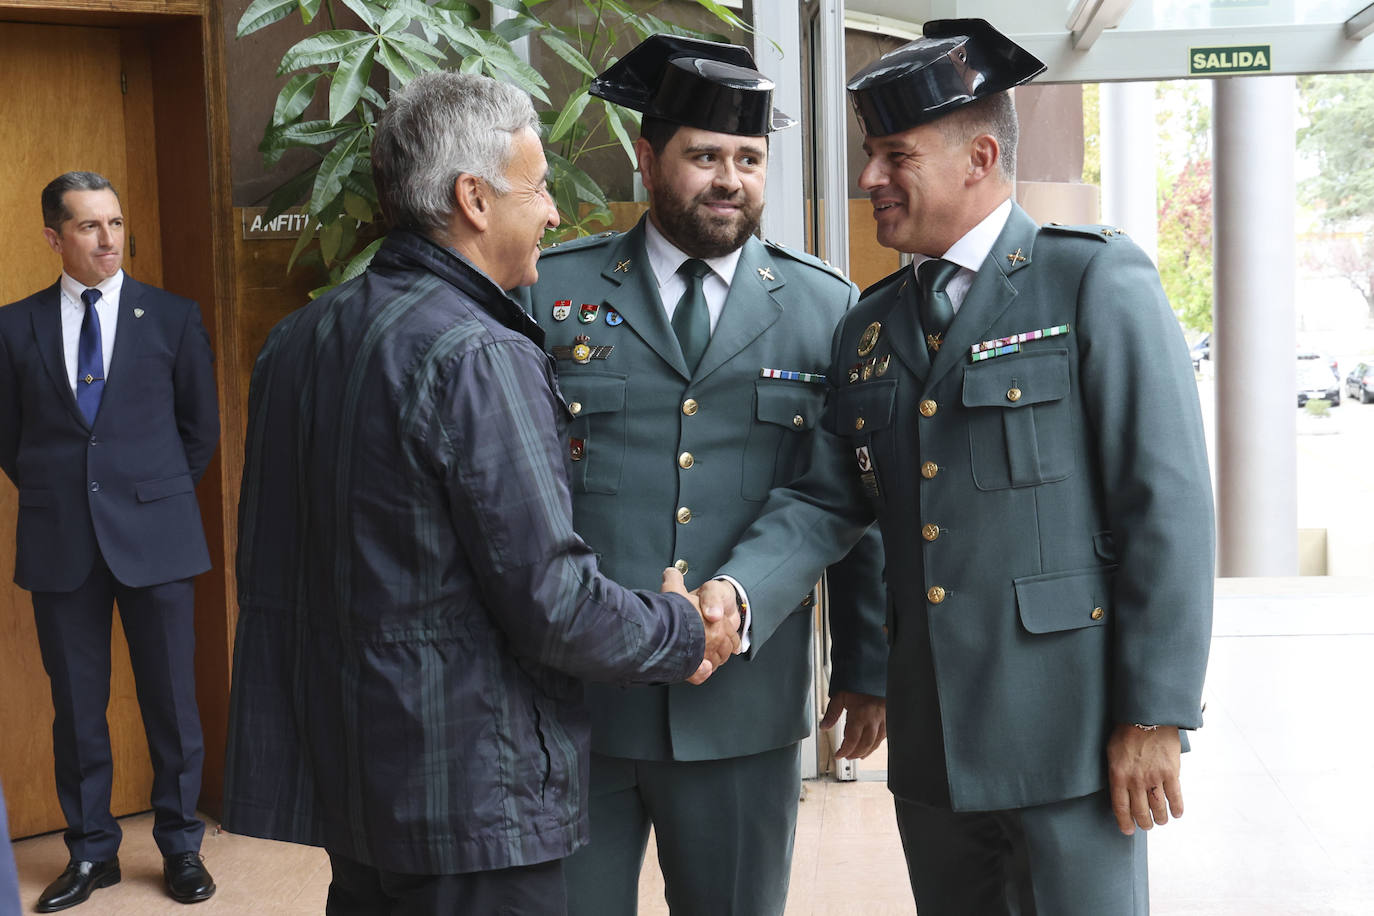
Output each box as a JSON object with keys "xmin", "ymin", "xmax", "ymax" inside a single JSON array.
[
  {"xmin": 164, "ymin": 851, "xmax": 216, "ymax": 904},
  {"xmin": 36, "ymin": 858, "xmax": 121, "ymax": 912}
]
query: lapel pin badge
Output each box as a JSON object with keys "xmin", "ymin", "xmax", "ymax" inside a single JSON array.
[{"xmin": 133, "ymin": 308, "xmax": 145, "ymax": 318}]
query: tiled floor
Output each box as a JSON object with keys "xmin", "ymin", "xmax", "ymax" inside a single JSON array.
[{"xmin": 9, "ymin": 577, "xmax": 1373, "ymax": 914}]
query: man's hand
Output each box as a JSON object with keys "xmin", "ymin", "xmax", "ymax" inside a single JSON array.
[
  {"xmin": 660, "ymin": 569, "xmax": 740, "ymax": 685},
  {"xmin": 1107, "ymin": 723, "xmax": 1183, "ymax": 835},
  {"xmin": 695, "ymin": 579, "xmax": 744, "ymax": 655},
  {"xmin": 820, "ymin": 691, "xmax": 887, "ymax": 760}
]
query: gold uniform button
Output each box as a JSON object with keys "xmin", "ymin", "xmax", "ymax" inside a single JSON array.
[
  {"xmin": 1007, "ymin": 387, "xmax": 1022, "ymax": 403},
  {"xmin": 568, "ymin": 401, "xmax": 582, "ymax": 416},
  {"xmin": 1091, "ymin": 606, "xmax": 1105, "ymax": 621},
  {"xmin": 682, "ymin": 398, "xmax": 699, "ymax": 416},
  {"xmin": 927, "ymin": 586, "xmax": 946, "ymax": 604},
  {"xmin": 854, "ymin": 417, "xmax": 866, "ymax": 430},
  {"xmin": 792, "ymin": 414, "xmax": 804, "ymax": 428},
  {"xmin": 921, "ymin": 461, "xmax": 938, "ymax": 479},
  {"xmin": 674, "ymin": 559, "xmax": 689, "ymax": 574},
  {"xmin": 679, "ymin": 452, "xmax": 694, "ymax": 469},
  {"xmin": 676, "ymin": 507, "xmax": 692, "ymax": 524},
  {"xmin": 922, "ymin": 524, "xmax": 940, "ymax": 542},
  {"xmin": 919, "ymin": 399, "xmax": 938, "ymax": 417}
]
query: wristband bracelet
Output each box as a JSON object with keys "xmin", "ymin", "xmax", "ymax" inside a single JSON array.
[{"xmin": 1133, "ymin": 723, "xmax": 1160, "ymax": 732}]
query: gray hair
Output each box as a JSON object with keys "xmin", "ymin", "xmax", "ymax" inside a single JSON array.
[
  {"xmin": 938, "ymin": 92, "xmax": 1020, "ymax": 183},
  {"xmin": 372, "ymin": 71, "xmax": 540, "ymax": 235},
  {"xmin": 42, "ymin": 171, "xmax": 118, "ymax": 231}
]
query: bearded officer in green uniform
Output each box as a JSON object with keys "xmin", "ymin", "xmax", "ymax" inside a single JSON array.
[
  {"xmin": 517, "ymin": 36, "xmax": 888, "ymax": 916},
  {"xmin": 713, "ymin": 19, "xmax": 1215, "ymax": 915}
]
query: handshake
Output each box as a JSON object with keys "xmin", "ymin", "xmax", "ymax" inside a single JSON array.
[{"xmin": 659, "ymin": 568, "xmax": 746, "ymax": 685}]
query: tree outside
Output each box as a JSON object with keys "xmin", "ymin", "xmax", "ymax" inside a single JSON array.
[{"xmin": 1298, "ymin": 73, "xmax": 1374, "ymax": 324}]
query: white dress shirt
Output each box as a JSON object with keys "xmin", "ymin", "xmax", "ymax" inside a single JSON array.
[
  {"xmin": 643, "ymin": 218, "xmax": 743, "ymax": 332},
  {"xmin": 60, "ymin": 269, "xmax": 123, "ymax": 394},
  {"xmin": 912, "ymin": 198, "xmax": 1013, "ymax": 313}
]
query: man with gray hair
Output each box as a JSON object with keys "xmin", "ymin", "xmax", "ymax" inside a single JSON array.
[{"xmin": 222, "ymin": 71, "xmax": 739, "ymax": 914}]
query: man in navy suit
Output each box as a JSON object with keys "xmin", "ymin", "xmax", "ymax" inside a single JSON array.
[{"xmin": 0, "ymin": 172, "xmax": 220, "ymax": 910}]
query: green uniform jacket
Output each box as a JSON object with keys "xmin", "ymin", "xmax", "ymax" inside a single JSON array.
[
  {"xmin": 720, "ymin": 204, "xmax": 1214, "ymax": 808},
  {"xmin": 519, "ymin": 218, "xmax": 887, "ymax": 762}
]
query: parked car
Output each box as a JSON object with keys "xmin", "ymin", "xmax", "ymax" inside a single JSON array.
[
  {"xmin": 1190, "ymin": 333, "xmax": 1210, "ymax": 371},
  {"xmin": 1345, "ymin": 360, "xmax": 1374, "ymax": 404},
  {"xmin": 1298, "ymin": 356, "xmax": 1341, "ymax": 407}
]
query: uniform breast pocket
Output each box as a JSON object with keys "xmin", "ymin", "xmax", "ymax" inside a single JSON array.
[
  {"xmin": 740, "ymin": 381, "xmax": 826, "ymax": 501},
  {"xmin": 962, "ymin": 350, "xmax": 1074, "ymax": 491},
  {"xmin": 559, "ymin": 372, "xmax": 627, "ymax": 495},
  {"xmin": 833, "ymin": 381, "xmax": 898, "ymax": 505}
]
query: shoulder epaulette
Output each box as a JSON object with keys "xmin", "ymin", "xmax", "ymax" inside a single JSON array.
[
  {"xmin": 858, "ymin": 263, "xmax": 910, "ymax": 301},
  {"xmin": 539, "ymin": 230, "xmax": 621, "ymax": 257},
  {"xmin": 762, "ymin": 239, "xmax": 849, "ymax": 282},
  {"xmin": 1040, "ymin": 222, "xmax": 1128, "ymax": 242}
]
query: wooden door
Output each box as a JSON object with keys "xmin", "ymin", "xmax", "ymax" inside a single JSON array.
[{"xmin": 0, "ymin": 21, "xmax": 164, "ymax": 839}]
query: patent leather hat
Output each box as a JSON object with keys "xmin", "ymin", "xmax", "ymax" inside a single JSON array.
[
  {"xmin": 847, "ymin": 19, "xmax": 1046, "ymax": 137},
  {"xmin": 590, "ymin": 35, "xmax": 796, "ymax": 135}
]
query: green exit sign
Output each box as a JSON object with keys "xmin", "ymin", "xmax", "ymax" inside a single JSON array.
[{"xmin": 1190, "ymin": 44, "xmax": 1273, "ymax": 75}]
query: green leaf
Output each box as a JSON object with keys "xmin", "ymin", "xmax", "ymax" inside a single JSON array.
[
  {"xmin": 336, "ymin": 0, "xmax": 378, "ymax": 31},
  {"xmin": 343, "ymin": 190, "xmax": 372, "ymax": 222},
  {"xmin": 546, "ymin": 150, "xmax": 609, "ymax": 210},
  {"xmin": 382, "ymin": 34, "xmax": 443, "ymax": 77},
  {"xmin": 264, "ymin": 168, "xmax": 316, "ymax": 221},
  {"xmin": 310, "ymin": 127, "xmax": 367, "ymax": 210},
  {"xmin": 319, "ymin": 218, "xmax": 344, "ymax": 265},
  {"xmin": 299, "ymin": 0, "xmax": 323, "ymax": 23},
  {"xmin": 430, "ymin": 0, "xmax": 480, "ymax": 21},
  {"xmin": 492, "ymin": 15, "xmax": 540, "ymax": 43},
  {"xmin": 272, "ymin": 72, "xmax": 324, "ymax": 126},
  {"xmin": 549, "ymin": 87, "xmax": 591, "ymax": 142},
  {"xmin": 691, "ymin": 0, "xmax": 751, "ymax": 33},
  {"xmin": 237, "ymin": 0, "xmax": 299, "ymax": 38},
  {"xmin": 261, "ymin": 120, "xmax": 358, "ymax": 156},
  {"xmin": 603, "ymin": 101, "xmax": 636, "ymax": 165},
  {"xmin": 375, "ymin": 40, "xmax": 418, "ymax": 83},
  {"xmin": 328, "ymin": 38, "xmax": 378, "ymax": 124},
  {"xmin": 341, "ymin": 238, "xmax": 384, "ymax": 283},
  {"xmin": 286, "ymin": 217, "xmax": 318, "ymax": 273},
  {"xmin": 539, "ymin": 32, "xmax": 596, "ymax": 79},
  {"xmin": 488, "ymin": 0, "xmax": 529, "ymax": 11},
  {"xmin": 278, "ymin": 30, "xmax": 375, "ymax": 75}
]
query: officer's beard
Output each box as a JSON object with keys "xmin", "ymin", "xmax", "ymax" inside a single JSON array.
[{"xmin": 651, "ymin": 184, "xmax": 763, "ymax": 260}]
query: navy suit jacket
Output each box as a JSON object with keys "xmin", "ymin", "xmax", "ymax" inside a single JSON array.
[{"xmin": 0, "ymin": 273, "xmax": 219, "ymax": 592}]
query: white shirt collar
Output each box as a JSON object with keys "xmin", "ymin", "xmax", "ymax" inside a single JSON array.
[
  {"xmin": 60, "ymin": 269, "xmax": 124, "ymax": 305},
  {"xmin": 643, "ymin": 217, "xmax": 743, "ymax": 290},
  {"xmin": 911, "ymin": 198, "xmax": 1014, "ymax": 276}
]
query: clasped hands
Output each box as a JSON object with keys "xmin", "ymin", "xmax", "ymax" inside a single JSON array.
[{"xmin": 659, "ymin": 570, "xmax": 742, "ymax": 685}]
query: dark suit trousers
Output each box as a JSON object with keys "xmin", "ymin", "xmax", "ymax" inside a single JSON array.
[
  {"xmin": 565, "ymin": 744, "xmax": 801, "ymax": 916},
  {"xmin": 894, "ymin": 790, "xmax": 1147, "ymax": 916},
  {"xmin": 31, "ymin": 557, "xmax": 205, "ymax": 861}
]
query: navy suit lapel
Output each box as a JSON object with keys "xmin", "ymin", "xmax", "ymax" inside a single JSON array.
[
  {"xmin": 694, "ymin": 237, "xmax": 782, "ymax": 383},
  {"xmin": 926, "ymin": 205, "xmax": 1039, "ymax": 386},
  {"xmin": 103, "ymin": 275, "xmax": 142, "ymax": 396},
  {"xmin": 595, "ymin": 222, "xmax": 691, "ymax": 379},
  {"xmin": 30, "ymin": 280, "xmax": 88, "ymax": 427}
]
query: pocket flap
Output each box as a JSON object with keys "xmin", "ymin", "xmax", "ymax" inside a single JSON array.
[
  {"xmin": 136, "ymin": 474, "xmax": 194, "ymax": 503},
  {"xmin": 1015, "ymin": 565, "xmax": 1116, "ymax": 634},
  {"xmin": 833, "ymin": 380, "xmax": 897, "ymax": 434},
  {"xmin": 559, "ymin": 373, "xmax": 626, "ymax": 417},
  {"xmin": 18, "ymin": 488, "xmax": 53, "ymax": 508},
  {"xmin": 963, "ymin": 350, "xmax": 1069, "ymax": 409},
  {"xmin": 755, "ymin": 381, "xmax": 825, "ymax": 431}
]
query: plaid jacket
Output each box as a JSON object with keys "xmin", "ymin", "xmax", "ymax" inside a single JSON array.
[{"xmin": 223, "ymin": 230, "xmax": 704, "ymax": 873}]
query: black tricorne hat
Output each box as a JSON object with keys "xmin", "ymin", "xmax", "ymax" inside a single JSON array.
[
  {"xmin": 590, "ymin": 35, "xmax": 796, "ymax": 136},
  {"xmin": 846, "ymin": 19, "xmax": 1045, "ymax": 137}
]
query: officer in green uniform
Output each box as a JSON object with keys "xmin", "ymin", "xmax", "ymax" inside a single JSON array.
[
  {"xmin": 518, "ymin": 36, "xmax": 888, "ymax": 916},
  {"xmin": 715, "ymin": 19, "xmax": 1214, "ymax": 915}
]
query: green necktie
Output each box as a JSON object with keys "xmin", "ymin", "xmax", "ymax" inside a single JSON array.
[
  {"xmin": 672, "ymin": 258, "xmax": 712, "ymax": 372},
  {"xmin": 917, "ymin": 258, "xmax": 960, "ymax": 353}
]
